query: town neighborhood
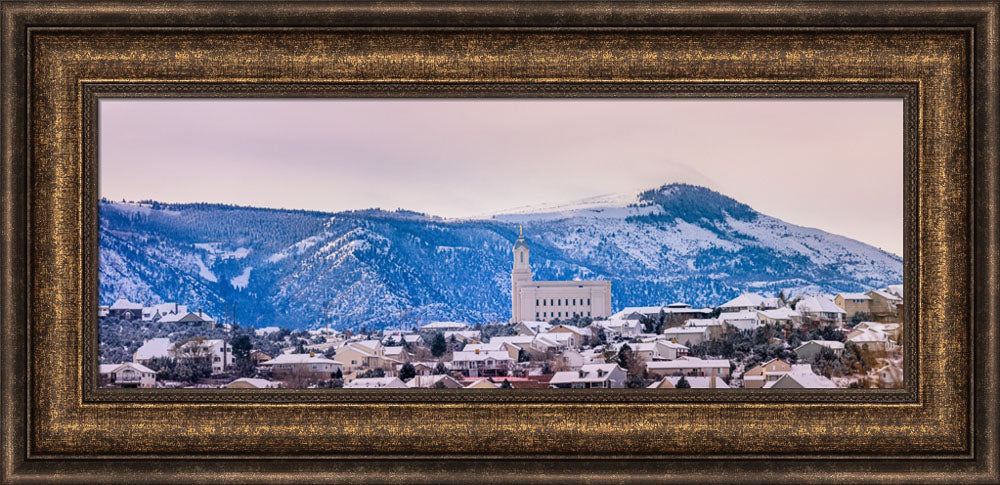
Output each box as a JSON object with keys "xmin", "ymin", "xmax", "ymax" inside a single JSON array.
[{"xmin": 99, "ymin": 237, "xmax": 904, "ymax": 390}]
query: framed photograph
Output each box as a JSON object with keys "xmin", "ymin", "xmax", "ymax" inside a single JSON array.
[{"xmin": 2, "ymin": 1, "xmax": 997, "ymax": 483}]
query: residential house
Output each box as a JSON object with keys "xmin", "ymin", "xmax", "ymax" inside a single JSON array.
[
  {"xmin": 133, "ymin": 337, "xmax": 172, "ymax": 364},
  {"xmin": 259, "ymin": 353, "xmax": 343, "ymax": 381},
  {"xmin": 405, "ymin": 374, "xmax": 463, "ymax": 388},
  {"xmin": 742, "ymin": 358, "xmax": 792, "ymax": 389},
  {"xmin": 870, "ymin": 363, "xmax": 904, "ymax": 388},
  {"xmin": 108, "ymin": 297, "xmax": 143, "ymax": 321},
  {"xmin": 168, "ymin": 338, "xmax": 232, "ymax": 374},
  {"xmin": 718, "ymin": 293, "xmax": 777, "ymax": 312},
  {"xmin": 450, "ymin": 350, "xmax": 514, "ymax": 378},
  {"xmin": 444, "ymin": 330, "xmax": 482, "ymax": 343},
  {"xmin": 718, "ymin": 311, "xmax": 761, "ymax": 332},
  {"xmin": 763, "ymin": 364, "xmax": 836, "ymax": 388},
  {"xmin": 463, "ymin": 378, "xmax": 500, "ymax": 389},
  {"xmin": 683, "ymin": 318, "xmax": 726, "ymax": 339},
  {"xmin": 649, "ymin": 376, "xmax": 730, "ymax": 389},
  {"xmin": 795, "ymin": 295, "xmax": 846, "ymax": 326},
  {"xmin": 420, "ymin": 321, "xmax": 469, "ymax": 332},
  {"xmin": 158, "ymin": 310, "xmax": 215, "ymax": 324},
  {"xmin": 645, "ymin": 356, "xmax": 731, "ymax": 379},
  {"xmin": 847, "ymin": 328, "xmax": 897, "ymax": 352},
  {"xmin": 99, "ymin": 362, "xmax": 157, "ymax": 388},
  {"xmin": 757, "ymin": 307, "xmax": 802, "ymax": 328},
  {"xmin": 225, "ymin": 377, "xmax": 280, "ymax": 389},
  {"xmin": 513, "ymin": 320, "xmax": 552, "ymax": 336},
  {"xmin": 547, "ymin": 325, "xmax": 592, "ymax": 347},
  {"xmin": 834, "ymin": 292, "xmax": 873, "ymax": 321},
  {"xmin": 866, "ymin": 289, "xmax": 903, "ymax": 321},
  {"xmin": 344, "ymin": 377, "xmax": 408, "ymax": 389},
  {"xmin": 333, "ymin": 340, "xmax": 398, "ymax": 374},
  {"xmin": 853, "ymin": 322, "xmax": 901, "ymax": 341},
  {"xmin": 549, "ymin": 363, "xmax": 627, "ymax": 389},
  {"xmin": 595, "ymin": 319, "xmax": 643, "ymax": 339},
  {"xmin": 794, "ymin": 340, "xmax": 846, "ymax": 361},
  {"xmin": 661, "ymin": 327, "xmax": 709, "ymax": 346}
]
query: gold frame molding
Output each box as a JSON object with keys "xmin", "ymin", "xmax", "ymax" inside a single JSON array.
[{"xmin": 2, "ymin": 1, "xmax": 998, "ymax": 483}]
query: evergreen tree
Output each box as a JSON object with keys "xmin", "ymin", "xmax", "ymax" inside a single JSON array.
[
  {"xmin": 433, "ymin": 362, "xmax": 449, "ymax": 375},
  {"xmin": 430, "ymin": 333, "xmax": 447, "ymax": 357},
  {"xmin": 399, "ymin": 362, "xmax": 416, "ymax": 381},
  {"xmin": 675, "ymin": 375, "xmax": 691, "ymax": 389}
]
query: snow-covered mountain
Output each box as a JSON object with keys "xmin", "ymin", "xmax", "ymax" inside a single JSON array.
[{"xmin": 99, "ymin": 184, "xmax": 902, "ymax": 330}]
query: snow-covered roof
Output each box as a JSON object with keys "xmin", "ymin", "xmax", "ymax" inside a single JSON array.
[
  {"xmin": 848, "ymin": 329, "xmax": 891, "ymax": 344},
  {"xmin": 795, "ymin": 295, "xmax": 847, "ymax": 315},
  {"xmin": 718, "ymin": 293, "xmax": 766, "ymax": 309},
  {"xmin": 462, "ymin": 342, "xmax": 505, "ymax": 353},
  {"xmin": 133, "ymin": 338, "xmax": 172, "ymax": 361},
  {"xmin": 837, "ymin": 292, "xmax": 872, "ymax": 300},
  {"xmin": 101, "ymin": 362, "xmax": 156, "ymax": 374},
  {"xmin": 420, "ymin": 321, "xmax": 469, "ymax": 330},
  {"xmin": 647, "ymin": 356, "xmax": 730, "ymax": 370},
  {"xmin": 869, "ymin": 289, "xmax": 902, "ymax": 301},
  {"xmin": 344, "ymin": 377, "xmax": 406, "ymax": 388},
  {"xmin": 763, "ymin": 364, "xmax": 836, "ymax": 388},
  {"xmin": 758, "ymin": 307, "xmax": 801, "ymax": 320},
  {"xmin": 662, "ymin": 327, "xmax": 709, "ymax": 335},
  {"xmin": 110, "ymin": 297, "xmax": 143, "ymax": 310},
  {"xmin": 451, "ymin": 350, "xmax": 513, "ymax": 362},
  {"xmin": 885, "ymin": 284, "xmax": 904, "ymax": 299},
  {"xmin": 664, "ymin": 376, "xmax": 731, "ymax": 389},
  {"xmin": 795, "ymin": 339, "xmax": 846, "ymax": 351},
  {"xmin": 489, "ymin": 336, "xmax": 536, "ymax": 346},
  {"xmin": 226, "ymin": 377, "xmax": 278, "ymax": 388},
  {"xmin": 718, "ymin": 310, "xmax": 759, "ymax": 321},
  {"xmin": 260, "ymin": 353, "xmax": 341, "ymax": 366},
  {"xmin": 549, "ymin": 363, "xmax": 623, "ymax": 385}
]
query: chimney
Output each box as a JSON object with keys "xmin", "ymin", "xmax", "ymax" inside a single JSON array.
[{"xmin": 710, "ymin": 376, "xmax": 717, "ymax": 389}]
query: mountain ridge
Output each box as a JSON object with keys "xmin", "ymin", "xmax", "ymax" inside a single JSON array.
[{"xmin": 99, "ymin": 183, "xmax": 902, "ymax": 330}]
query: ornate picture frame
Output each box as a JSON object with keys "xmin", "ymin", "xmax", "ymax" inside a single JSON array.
[{"xmin": 2, "ymin": 1, "xmax": 997, "ymax": 483}]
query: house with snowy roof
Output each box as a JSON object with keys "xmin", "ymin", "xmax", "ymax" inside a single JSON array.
[
  {"xmin": 450, "ymin": 349, "xmax": 514, "ymax": 378},
  {"xmin": 866, "ymin": 289, "xmax": 903, "ymax": 320},
  {"xmin": 742, "ymin": 358, "xmax": 792, "ymax": 389},
  {"xmin": 834, "ymin": 292, "xmax": 873, "ymax": 320},
  {"xmin": 661, "ymin": 326, "xmax": 710, "ymax": 346},
  {"xmin": 648, "ymin": 375, "xmax": 730, "ymax": 389},
  {"xmin": 718, "ymin": 310, "xmax": 761, "ymax": 332},
  {"xmin": 794, "ymin": 340, "xmax": 846, "ymax": 361},
  {"xmin": 513, "ymin": 320, "xmax": 552, "ymax": 336},
  {"xmin": 344, "ymin": 377, "xmax": 407, "ymax": 389},
  {"xmin": 549, "ymin": 363, "xmax": 627, "ymax": 389},
  {"xmin": 133, "ymin": 337, "xmax": 173, "ymax": 364},
  {"xmin": 99, "ymin": 362, "xmax": 157, "ymax": 388},
  {"xmin": 718, "ymin": 293, "xmax": 778, "ymax": 312},
  {"xmin": 794, "ymin": 295, "xmax": 846, "ymax": 326},
  {"xmin": 420, "ymin": 321, "xmax": 469, "ymax": 331},
  {"xmin": 157, "ymin": 309, "xmax": 215, "ymax": 324},
  {"xmin": 225, "ymin": 377, "xmax": 280, "ymax": 389},
  {"xmin": 757, "ymin": 307, "xmax": 802, "ymax": 328},
  {"xmin": 108, "ymin": 297, "xmax": 144, "ymax": 321},
  {"xmin": 405, "ymin": 374, "xmax": 463, "ymax": 389},
  {"xmin": 763, "ymin": 364, "xmax": 836, "ymax": 389},
  {"xmin": 259, "ymin": 353, "xmax": 342, "ymax": 381},
  {"xmin": 645, "ymin": 356, "xmax": 731, "ymax": 379}
]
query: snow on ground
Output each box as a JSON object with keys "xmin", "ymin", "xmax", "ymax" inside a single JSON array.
[
  {"xmin": 191, "ymin": 254, "xmax": 218, "ymax": 282},
  {"xmin": 230, "ymin": 267, "xmax": 252, "ymax": 290},
  {"xmin": 194, "ymin": 242, "xmax": 250, "ymax": 260}
]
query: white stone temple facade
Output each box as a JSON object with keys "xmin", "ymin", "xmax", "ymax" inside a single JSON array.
[{"xmin": 510, "ymin": 231, "xmax": 611, "ymax": 323}]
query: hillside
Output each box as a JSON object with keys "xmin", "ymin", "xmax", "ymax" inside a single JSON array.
[{"xmin": 99, "ymin": 184, "xmax": 903, "ymax": 330}]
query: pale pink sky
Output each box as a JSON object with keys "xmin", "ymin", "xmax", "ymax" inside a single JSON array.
[{"xmin": 99, "ymin": 98, "xmax": 903, "ymax": 255}]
